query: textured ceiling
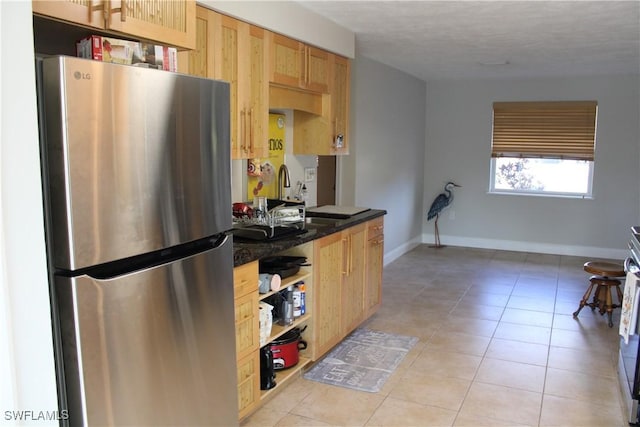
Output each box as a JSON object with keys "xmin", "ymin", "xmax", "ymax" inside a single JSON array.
[{"xmin": 296, "ymin": 0, "xmax": 640, "ymax": 81}]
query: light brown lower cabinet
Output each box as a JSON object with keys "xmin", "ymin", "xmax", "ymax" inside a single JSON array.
[
  {"xmin": 236, "ymin": 351, "xmax": 260, "ymax": 420},
  {"xmin": 311, "ymin": 218, "xmax": 383, "ymax": 361},
  {"xmin": 340, "ymin": 223, "xmax": 367, "ymax": 336},
  {"xmin": 233, "ymin": 243, "xmax": 314, "ymax": 421},
  {"xmin": 233, "ymin": 261, "xmax": 260, "ymax": 419},
  {"xmin": 365, "ymin": 217, "xmax": 384, "ymax": 318},
  {"xmin": 310, "ymin": 232, "xmax": 344, "ymax": 359},
  {"xmin": 233, "ymin": 218, "xmax": 384, "ymax": 420}
]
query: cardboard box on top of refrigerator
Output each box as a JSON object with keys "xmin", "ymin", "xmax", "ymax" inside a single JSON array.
[
  {"xmin": 76, "ymin": 36, "xmax": 178, "ymax": 71},
  {"xmin": 136, "ymin": 43, "xmax": 178, "ymax": 72},
  {"xmin": 76, "ymin": 35, "xmax": 140, "ymax": 65}
]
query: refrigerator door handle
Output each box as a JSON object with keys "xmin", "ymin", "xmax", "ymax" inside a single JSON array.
[
  {"xmin": 213, "ymin": 232, "xmax": 230, "ymax": 249},
  {"xmin": 83, "ymin": 233, "xmax": 231, "ymax": 281}
]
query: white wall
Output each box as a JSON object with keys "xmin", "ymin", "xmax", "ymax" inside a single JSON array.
[
  {"xmin": 340, "ymin": 56, "xmax": 427, "ymax": 263},
  {"xmin": 203, "ymin": 0, "xmax": 355, "ymax": 57},
  {"xmin": 0, "ymin": 1, "xmax": 59, "ymax": 425},
  {"xmin": 423, "ymin": 75, "xmax": 640, "ymax": 259}
]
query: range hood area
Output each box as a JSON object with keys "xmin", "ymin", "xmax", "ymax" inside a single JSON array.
[
  {"xmin": 269, "ymin": 85, "xmax": 324, "ymax": 116},
  {"xmin": 269, "ymin": 85, "xmax": 333, "ymax": 156}
]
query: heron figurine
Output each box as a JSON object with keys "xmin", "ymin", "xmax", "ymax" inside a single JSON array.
[{"xmin": 427, "ymin": 182, "xmax": 461, "ymax": 248}]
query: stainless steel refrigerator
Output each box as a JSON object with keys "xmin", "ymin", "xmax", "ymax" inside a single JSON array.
[{"xmin": 37, "ymin": 55, "xmax": 238, "ymax": 426}]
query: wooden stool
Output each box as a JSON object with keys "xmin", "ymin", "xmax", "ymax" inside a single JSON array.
[{"xmin": 573, "ymin": 261, "xmax": 625, "ymax": 327}]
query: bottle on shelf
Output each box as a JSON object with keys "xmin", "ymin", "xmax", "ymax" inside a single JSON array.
[
  {"xmin": 292, "ymin": 282, "xmax": 306, "ymax": 317},
  {"xmin": 280, "ymin": 286, "xmax": 294, "ymax": 326}
]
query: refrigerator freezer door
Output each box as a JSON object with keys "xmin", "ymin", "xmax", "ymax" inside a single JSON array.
[
  {"xmin": 56, "ymin": 238, "xmax": 238, "ymax": 426},
  {"xmin": 41, "ymin": 56, "xmax": 231, "ymax": 271}
]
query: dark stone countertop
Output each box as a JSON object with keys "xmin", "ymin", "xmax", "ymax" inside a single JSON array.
[{"xmin": 232, "ymin": 209, "xmax": 386, "ymax": 266}]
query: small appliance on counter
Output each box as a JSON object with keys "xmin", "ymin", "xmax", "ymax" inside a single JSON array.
[
  {"xmin": 306, "ymin": 205, "xmax": 371, "ymax": 219},
  {"xmin": 619, "ymin": 226, "xmax": 640, "ymax": 424}
]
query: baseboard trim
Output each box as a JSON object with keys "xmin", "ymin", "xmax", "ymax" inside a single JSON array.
[
  {"xmin": 383, "ymin": 237, "xmax": 422, "ymax": 266},
  {"xmin": 420, "ymin": 233, "xmax": 628, "ymax": 260}
]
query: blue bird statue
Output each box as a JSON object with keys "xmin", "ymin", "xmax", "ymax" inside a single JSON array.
[{"xmin": 427, "ymin": 182, "xmax": 461, "ymax": 248}]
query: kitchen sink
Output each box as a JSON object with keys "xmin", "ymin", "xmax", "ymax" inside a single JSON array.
[{"xmin": 232, "ymin": 224, "xmax": 305, "ymax": 241}]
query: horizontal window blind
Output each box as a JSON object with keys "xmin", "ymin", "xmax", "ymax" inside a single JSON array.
[{"xmin": 492, "ymin": 101, "xmax": 597, "ymax": 161}]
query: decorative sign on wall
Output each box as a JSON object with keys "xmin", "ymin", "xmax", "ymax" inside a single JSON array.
[{"xmin": 247, "ymin": 113, "xmax": 285, "ymax": 201}]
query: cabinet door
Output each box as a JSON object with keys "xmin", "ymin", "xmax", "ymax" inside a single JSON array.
[
  {"xmin": 234, "ymin": 262, "xmax": 259, "ymax": 360},
  {"xmin": 34, "ymin": 0, "xmax": 196, "ymax": 49},
  {"xmin": 216, "ymin": 15, "xmax": 242, "ymax": 158},
  {"xmin": 330, "ymin": 55, "xmax": 350, "ymax": 155},
  {"xmin": 236, "ymin": 351, "xmax": 260, "ymax": 420},
  {"xmin": 341, "ymin": 223, "xmax": 366, "ymax": 335},
  {"xmin": 177, "ymin": 6, "xmax": 217, "ymax": 77},
  {"xmin": 270, "ymin": 33, "xmax": 304, "ymax": 88},
  {"xmin": 245, "ymin": 25, "xmax": 269, "ymax": 158},
  {"xmin": 365, "ymin": 218, "xmax": 384, "ymax": 318},
  {"xmin": 235, "ymin": 292, "xmax": 259, "ymax": 361},
  {"xmin": 218, "ymin": 17, "xmax": 268, "ymax": 159},
  {"xmin": 305, "ymin": 46, "xmax": 329, "ymax": 93},
  {"xmin": 33, "ymin": 0, "xmax": 105, "ymax": 29},
  {"xmin": 312, "ymin": 232, "xmax": 344, "ymax": 359},
  {"xmin": 270, "ymin": 33, "xmax": 329, "ymax": 93},
  {"xmin": 107, "ymin": 0, "xmax": 196, "ymax": 49}
]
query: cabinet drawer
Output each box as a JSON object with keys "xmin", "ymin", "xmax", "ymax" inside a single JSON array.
[
  {"xmin": 235, "ymin": 292, "xmax": 259, "ymax": 360},
  {"xmin": 367, "ymin": 217, "xmax": 384, "ymax": 240},
  {"xmin": 237, "ymin": 352, "xmax": 260, "ymax": 419},
  {"xmin": 234, "ymin": 261, "xmax": 258, "ymax": 298}
]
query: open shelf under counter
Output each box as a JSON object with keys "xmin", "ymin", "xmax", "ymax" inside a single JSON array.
[
  {"xmin": 265, "ymin": 313, "xmax": 311, "ymax": 343},
  {"xmin": 258, "ymin": 270, "xmax": 311, "ymax": 302},
  {"xmin": 260, "ymin": 356, "xmax": 312, "ymax": 401}
]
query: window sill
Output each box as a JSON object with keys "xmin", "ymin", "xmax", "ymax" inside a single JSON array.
[{"xmin": 488, "ymin": 190, "xmax": 593, "ymax": 200}]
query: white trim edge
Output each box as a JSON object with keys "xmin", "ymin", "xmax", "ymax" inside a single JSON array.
[
  {"xmin": 384, "ymin": 236, "xmax": 423, "ymax": 266},
  {"xmin": 421, "ymin": 233, "xmax": 628, "ymax": 260}
]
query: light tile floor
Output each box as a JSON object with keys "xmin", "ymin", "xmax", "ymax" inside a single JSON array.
[{"xmin": 242, "ymin": 245, "xmax": 628, "ymax": 426}]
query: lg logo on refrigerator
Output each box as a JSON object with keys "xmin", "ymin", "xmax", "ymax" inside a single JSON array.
[{"xmin": 73, "ymin": 71, "xmax": 91, "ymax": 80}]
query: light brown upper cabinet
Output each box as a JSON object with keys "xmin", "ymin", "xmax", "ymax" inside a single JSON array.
[
  {"xmin": 177, "ymin": 6, "xmax": 215, "ymax": 77},
  {"xmin": 293, "ymin": 54, "xmax": 351, "ymax": 156},
  {"xmin": 330, "ymin": 55, "xmax": 351, "ymax": 155},
  {"xmin": 269, "ymin": 33, "xmax": 330, "ymax": 93},
  {"xmin": 216, "ymin": 15, "xmax": 269, "ymax": 159},
  {"xmin": 178, "ymin": 8, "xmax": 269, "ymax": 159},
  {"xmin": 32, "ymin": 0, "xmax": 196, "ymax": 49}
]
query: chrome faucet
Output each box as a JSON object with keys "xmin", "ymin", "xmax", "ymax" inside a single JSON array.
[{"xmin": 277, "ymin": 164, "xmax": 291, "ymax": 200}]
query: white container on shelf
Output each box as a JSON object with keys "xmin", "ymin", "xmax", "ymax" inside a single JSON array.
[{"xmin": 259, "ymin": 301, "xmax": 273, "ymax": 346}]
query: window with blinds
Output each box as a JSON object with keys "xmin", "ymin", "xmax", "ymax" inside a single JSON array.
[{"xmin": 489, "ymin": 101, "xmax": 597, "ymax": 198}]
